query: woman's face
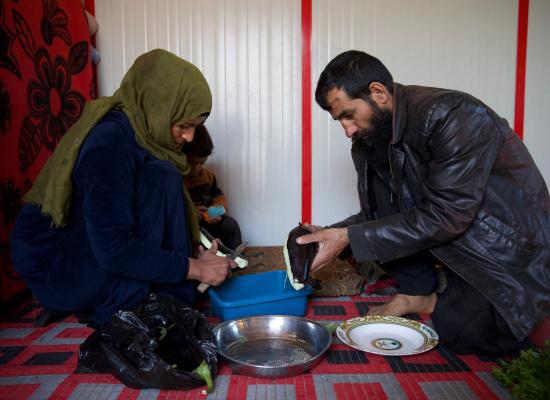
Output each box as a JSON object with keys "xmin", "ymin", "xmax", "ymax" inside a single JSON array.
[{"xmin": 171, "ymin": 116, "xmax": 206, "ymax": 148}]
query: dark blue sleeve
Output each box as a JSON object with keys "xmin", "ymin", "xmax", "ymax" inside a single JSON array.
[{"xmin": 77, "ymin": 126, "xmax": 189, "ymax": 284}]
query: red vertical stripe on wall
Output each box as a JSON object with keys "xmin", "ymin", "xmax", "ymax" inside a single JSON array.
[
  {"xmin": 301, "ymin": 0, "xmax": 312, "ymax": 223},
  {"xmin": 514, "ymin": 0, "xmax": 529, "ymax": 139}
]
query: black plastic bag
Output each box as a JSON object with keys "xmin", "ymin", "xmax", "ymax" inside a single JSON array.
[{"xmin": 77, "ymin": 293, "xmax": 217, "ymax": 391}]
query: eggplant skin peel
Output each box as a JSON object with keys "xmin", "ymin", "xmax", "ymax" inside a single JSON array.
[{"xmin": 283, "ymin": 224, "xmax": 317, "ymax": 290}]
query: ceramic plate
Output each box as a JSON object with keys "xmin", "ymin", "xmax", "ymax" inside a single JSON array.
[{"xmin": 336, "ymin": 316, "xmax": 439, "ymax": 356}]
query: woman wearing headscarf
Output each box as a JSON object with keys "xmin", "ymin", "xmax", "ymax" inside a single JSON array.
[{"xmin": 10, "ymin": 49, "xmax": 235, "ymax": 326}]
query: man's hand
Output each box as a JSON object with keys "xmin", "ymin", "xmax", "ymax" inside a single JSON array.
[
  {"xmin": 300, "ymin": 223, "xmax": 325, "ymax": 233},
  {"xmin": 296, "ymin": 227, "xmax": 349, "ymax": 272},
  {"xmin": 187, "ymin": 240, "xmax": 237, "ymax": 285}
]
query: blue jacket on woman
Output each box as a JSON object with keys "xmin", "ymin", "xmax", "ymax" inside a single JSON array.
[{"xmin": 11, "ymin": 111, "xmax": 195, "ymax": 325}]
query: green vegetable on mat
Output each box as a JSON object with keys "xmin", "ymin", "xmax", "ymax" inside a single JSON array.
[
  {"xmin": 491, "ymin": 340, "xmax": 550, "ymax": 400},
  {"xmin": 193, "ymin": 360, "xmax": 213, "ymax": 392},
  {"xmin": 325, "ymin": 322, "xmax": 339, "ymax": 335}
]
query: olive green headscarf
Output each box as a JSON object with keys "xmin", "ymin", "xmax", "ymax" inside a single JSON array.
[{"xmin": 24, "ymin": 49, "xmax": 212, "ymax": 242}]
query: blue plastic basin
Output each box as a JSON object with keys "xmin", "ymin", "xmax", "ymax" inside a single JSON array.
[{"xmin": 209, "ymin": 270, "xmax": 313, "ymax": 321}]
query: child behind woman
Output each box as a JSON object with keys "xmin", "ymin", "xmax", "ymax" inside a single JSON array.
[{"xmin": 183, "ymin": 125, "xmax": 243, "ymax": 250}]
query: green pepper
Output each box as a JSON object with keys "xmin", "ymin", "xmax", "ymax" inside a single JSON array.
[
  {"xmin": 325, "ymin": 322, "xmax": 338, "ymax": 334},
  {"xmin": 193, "ymin": 360, "xmax": 213, "ymax": 392}
]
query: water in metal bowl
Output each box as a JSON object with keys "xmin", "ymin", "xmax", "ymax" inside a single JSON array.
[{"xmin": 213, "ymin": 315, "xmax": 332, "ymax": 378}]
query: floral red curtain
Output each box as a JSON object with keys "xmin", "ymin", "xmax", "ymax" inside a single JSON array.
[{"xmin": 0, "ymin": 0, "xmax": 94, "ymax": 305}]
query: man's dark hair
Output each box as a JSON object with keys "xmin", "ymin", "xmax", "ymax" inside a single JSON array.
[
  {"xmin": 315, "ymin": 50, "xmax": 393, "ymax": 111},
  {"xmin": 182, "ymin": 124, "xmax": 214, "ymax": 157}
]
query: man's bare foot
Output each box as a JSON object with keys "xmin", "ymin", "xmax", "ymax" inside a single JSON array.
[{"xmin": 366, "ymin": 293, "xmax": 437, "ymax": 316}]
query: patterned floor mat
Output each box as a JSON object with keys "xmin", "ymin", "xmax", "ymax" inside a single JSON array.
[{"xmin": 0, "ymin": 291, "xmax": 513, "ymax": 400}]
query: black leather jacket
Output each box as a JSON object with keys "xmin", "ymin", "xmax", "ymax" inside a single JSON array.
[{"xmin": 342, "ymin": 83, "xmax": 550, "ymax": 340}]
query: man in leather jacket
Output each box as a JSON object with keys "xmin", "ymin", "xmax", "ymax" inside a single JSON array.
[{"xmin": 298, "ymin": 50, "xmax": 550, "ymax": 355}]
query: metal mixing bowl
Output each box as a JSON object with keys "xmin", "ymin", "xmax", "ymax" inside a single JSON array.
[{"xmin": 213, "ymin": 315, "xmax": 332, "ymax": 378}]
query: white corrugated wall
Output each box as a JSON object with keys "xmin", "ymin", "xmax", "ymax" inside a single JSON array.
[
  {"xmin": 311, "ymin": 0, "xmax": 518, "ymax": 225},
  {"xmin": 95, "ymin": 0, "xmax": 302, "ymax": 246},
  {"xmin": 94, "ymin": 0, "xmax": 549, "ymax": 245},
  {"xmin": 524, "ymin": 0, "xmax": 550, "ymax": 189}
]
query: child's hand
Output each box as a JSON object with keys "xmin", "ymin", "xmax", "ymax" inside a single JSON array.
[
  {"xmin": 202, "ymin": 205, "xmax": 224, "ymax": 224},
  {"xmin": 196, "ymin": 205, "xmax": 208, "ymax": 220},
  {"xmin": 206, "ymin": 216, "xmax": 222, "ymax": 224}
]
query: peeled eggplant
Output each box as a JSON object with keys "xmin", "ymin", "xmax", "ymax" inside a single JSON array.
[
  {"xmin": 283, "ymin": 224, "xmax": 317, "ymax": 290},
  {"xmin": 199, "ymin": 228, "xmax": 248, "ymax": 269}
]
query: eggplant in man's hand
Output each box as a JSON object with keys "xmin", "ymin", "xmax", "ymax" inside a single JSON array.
[{"xmin": 283, "ymin": 224, "xmax": 318, "ymax": 290}]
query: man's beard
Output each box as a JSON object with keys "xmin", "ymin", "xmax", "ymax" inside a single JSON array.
[
  {"xmin": 353, "ymin": 98, "xmax": 393, "ymax": 145},
  {"xmin": 353, "ymin": 98, "xmax": 393, "ymax": 169}
]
